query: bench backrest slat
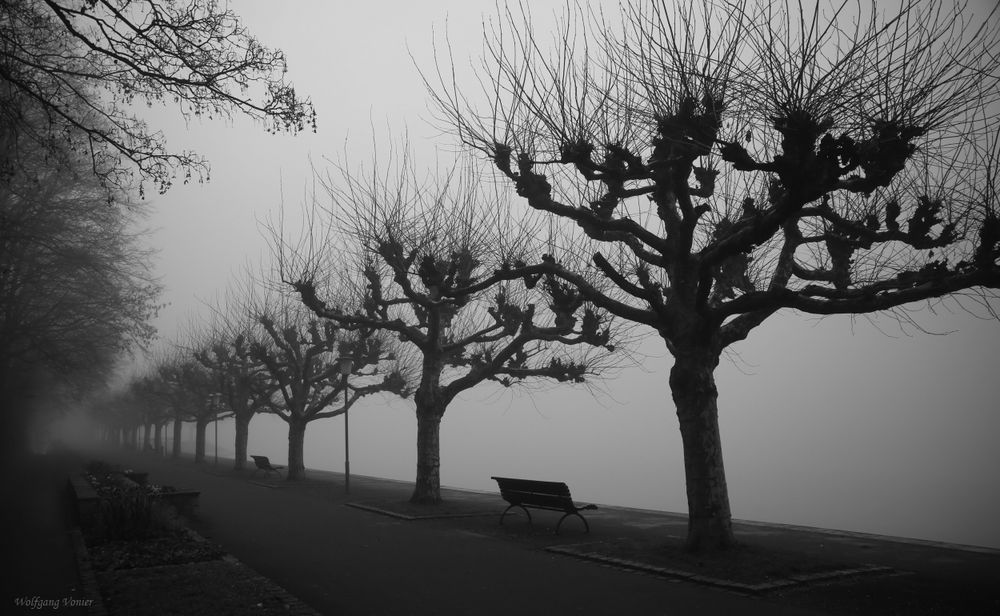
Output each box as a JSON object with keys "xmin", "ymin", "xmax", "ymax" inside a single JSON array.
[
  {"xmin": 492, "ymin": 477, "xmax": 570, "ymax": 495},
  {"xmin": 251, "ymin": 455, "xmax": 274, "ymax": 468},
  {"xmin": 491, "ymin": 476, "xmax": 577, "ymax": 511}
]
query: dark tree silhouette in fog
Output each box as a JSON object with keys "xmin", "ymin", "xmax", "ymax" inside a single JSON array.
[
  {"xmin": 282, "ymin": 153, "xmax": 619, "ymax": 504},
  {"xmin": 250, "ymin": 294, "xmax": 407, "ymax": 480},
  {"xmin": 425, "ymin": 0, "xmax": 1000, "ymax": 550},
  {"xmin": 193, "ymin": 286, "xmax": 277, "ymax": 471},
  {"xmin": 0, "ymin": 105, "xmax": 159, "ymax": 453},
  {"xmin": 155, "ymin": 353, "xmax": 214, "ymax": 460}
]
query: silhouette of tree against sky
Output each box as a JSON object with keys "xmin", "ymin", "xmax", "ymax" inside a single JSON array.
[
  {"xmin": 88, "ymin": 385, "xmax": 138, "ymax": 447},
  {"xmin": 249, "ymin": 292, "xmax": 408, "ymax": 481},
  {"xmin": 0, "ymin": 0, "xmax": 315, "ymax": 199},
  {"xmin": 281, "ymin": 149, "xmax": 621, "ymax": 504},
  {"xmin": 177, "ymin": 344, "xmax": 233, "ymax": 464},
  {"xmin": 0, "ymin": 106, "xmax": 160, "ymax": 453},
  {"xmin": 117, "ymin": 377, "xmax": 157, "ymax": 451},
  {"xmin": 154, "ymin": 351, "xmax": 213, "ymax": 460},
  {"xmin": 129, "ymin": 373, "xmax": 173, "ymax": 454},
  {"xmin": 192, "ymin": 281, "xmax": 278, "ymax": 471},
  {"xmin": 424, "ymin": 0, "xmax": 1000, "ymax": 549},
  {"xmin": 151, "ymin": 326, "xmax": 231, "ymax": 464}
]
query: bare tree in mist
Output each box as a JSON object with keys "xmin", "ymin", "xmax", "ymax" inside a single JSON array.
[
  {"xmin": 155, "ymin": 352, "xmax": 213, "ymax": 460},
  {"xmin": 182, "ymin": 344, "xmax": 234, "ymax": 464},
  {"xmin": 0, "ymin": 0, "xmax": 314, "ymax": 199},
  {"xmin": 279, "ymin": 151, "xmax": 620, "ymax": 504},
  {"xmin": 249, "ymin": 291, "xmax": 407, "ymax": 480},
  {"xmin": 129, "ymin": 374, "xmax": 173, "ymax": 454},
  {"xmin": 193, "ymin": 281, "xmax": 277, "ymax": 470},
  {"xmin": 0, "ymin": 105, "xmax": 160, "ymax": 455},
  {"xmin": 424, "ymin": 0, "xmax": 1000, "ymax": 549},
  {"xmin": 91, "ymin": 386, "xmax": 141, "ymax": 448}
]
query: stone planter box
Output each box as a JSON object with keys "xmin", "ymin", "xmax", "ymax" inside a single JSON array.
[
  {"xmin": 123, "ymin": 471, "xmax": 148, "ymax": 486},
  {"xmin": 69, "ymin": 472, "xmax": 201, "ymax": 525},
  {"xmin": 68, "ymin": 473, "xmax": 100, "ymax": 528}
]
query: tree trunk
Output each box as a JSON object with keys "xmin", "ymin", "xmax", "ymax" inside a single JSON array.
[
  {"xmin": 194, "ymin": 418, "xmax": 208, "ymax": 463},
  {"xmin": 286, "ymin": 419, "xmax": 307, "ymax": 480},
  {"xmin": 142, "ymin": 422, "xmax": 152, "ymax": 451},
  {"xmin": 670, "ymin": 352, "xmax": 736, "ymax": 552},
  {"xmin": 154, "ymin": 422, "xmax": 163, "ymax": 454},
  {"xmin": 411, "ymin": 410, "xmax": 443, "ymax": 504},
  {"xmin": 171, "ymin": 418, "xmax": 182, "ymax": 459},
  {"xmin": 233, "ymin": 413, "xmax": 251, "ymax": 471}
]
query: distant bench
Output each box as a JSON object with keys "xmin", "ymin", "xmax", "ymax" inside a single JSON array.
[
  {"xmin": 491, "ymin": 476, "xmax": 597, "ymax": 534},
  {"xmin": 250, "ymin": 455, "xmax": 284, "ymax": 478}
]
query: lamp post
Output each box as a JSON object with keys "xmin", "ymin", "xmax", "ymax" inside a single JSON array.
[
  {"xmin": 212, "ymin": 393, "xmax": 220, "ymax": 466},
  {"xmin": 206, "ymin": 393, "xmax": 221, "ymax": 466},
  {"xmin": 335, "ymin": 356, "xmax": 354, "ymax": 494}
]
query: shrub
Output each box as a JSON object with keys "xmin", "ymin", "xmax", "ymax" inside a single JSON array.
[{"xmin": 95, "ymin": 485, "xmax": 156, "ymax": 541}]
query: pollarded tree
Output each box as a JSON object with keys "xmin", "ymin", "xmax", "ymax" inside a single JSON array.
[
  {"xmin": 182, "ymin": 341, "xmax": 234, "ymax": 464},
  {"xmin": 425, "ymin": 0, "xmax": 1000, "ymax": 549},
  {"xmin": 250, "ymin": 293, "xmax": 407, "ymax": 480},
  {"xmin": 130, "ymin": 373, "xmax": 173, "ymax": 453},
  {"xmin": 191, "ymin": 280, "xmax": 279, "ymax": 470},
  {"xmin": 156, "ymin": 352, "xmax": 212, "ymax": 460},
  {"xmin": 0, "ymin": 0, "xmax": 314, "ymax": 198},
  {"xmin": 284, "ymin": 154, "xmax": 619, "ymax": 504}
]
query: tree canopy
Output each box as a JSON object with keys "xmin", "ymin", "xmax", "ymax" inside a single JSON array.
[
  {"xmin": 0, "ymin": 105, "xmax": 160, "ymax": 452},
  {"xmin": 0, "ymin": 0, "xmax": 315, "ymax": 198}
]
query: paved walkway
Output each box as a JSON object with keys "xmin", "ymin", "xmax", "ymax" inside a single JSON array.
[
  {"xmin": 2, "ymin": 451, "xmax": 92, "ymax": 613},
  {"xmin": 6, "ymin": 445, "xmax": 1000, "ymax": 615}
]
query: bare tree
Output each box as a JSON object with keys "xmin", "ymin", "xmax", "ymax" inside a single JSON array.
[
  {"xmin": 0, "ymin": 0, "xmax": 315, "ymax": 198},
  {"xmin": 193, "ymin": 294, "xmax": 276, "ymax": 471},
  {"xmin": 155, "ymin": 351, "xmax": 212, "ymax": 460},
  {"xmin": 250, "ymin": 291, "xmax": 407, "ymax": 481},
  {"xmin": 282, "ymin": 150, "xmax": 620, "ymax": 504},
  {"xmin": 130, "ymin": 374, "xmax": 172, "ymax": 454},
  {"xmin": 0, "ymin": 106, "xmax": 160, "ymax": 453},
  {"xmin": 424, "ymin": 0, "xmax": 1000, "ymax": 549}
]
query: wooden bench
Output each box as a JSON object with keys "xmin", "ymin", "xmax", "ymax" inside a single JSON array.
[
  {"xmin": 491, "ymin": 476, "xmax": 598, "ymax": 534},
  {"xmin": 250, "ymin": 455, "xmax": 284, "ymax": 478}
]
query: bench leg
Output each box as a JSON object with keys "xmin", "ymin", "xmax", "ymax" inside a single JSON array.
[
  {"xmin": 499, "ymin": 504, "xmax": 532, "ymax": 526},
  {"xmin": 556, "ymin": 512, "xmax": 590, "ymax": 535}
]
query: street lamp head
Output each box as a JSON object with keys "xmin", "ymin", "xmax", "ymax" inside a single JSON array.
[{"xmin": 336, "ymin": 356, "xmax": 354, "ymax": 377}]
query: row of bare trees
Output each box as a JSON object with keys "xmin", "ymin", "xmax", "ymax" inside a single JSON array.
[
  {"xmin": 1, "ymin": 0, "xmax": 312, "ymax": 456},
  {"xmin": 17, "ymin": 0, "xmax": 999, "ymax": 554},
  {"xmin": 97, "ymin": 288, "xmax": 404, "ymax": 481},
  {"xmin": 103, "ymin": 151, "xmax": 622, "ymax": 498}
]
